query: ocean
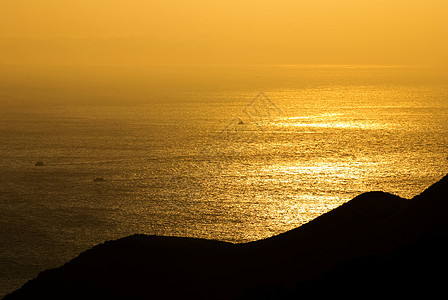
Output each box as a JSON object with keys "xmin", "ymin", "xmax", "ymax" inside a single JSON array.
[{"xmin": 1, "ymin": 65, "xmax": 447, "ymax": 296}]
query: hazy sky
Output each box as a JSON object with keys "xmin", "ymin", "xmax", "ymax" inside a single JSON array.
[{"xmin": 1, "ymin": 0, "xmax": 447, "ymax": 66}]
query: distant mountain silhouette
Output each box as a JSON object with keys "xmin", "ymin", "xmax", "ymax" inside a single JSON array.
[{"xmin": 4, "ymin": 174, "xmax": 448, "ymax": 300}]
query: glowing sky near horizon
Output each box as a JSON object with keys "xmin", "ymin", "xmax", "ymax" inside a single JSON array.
[{"xmin": 1, "ymin": 0, "xmax": 447, "ymax": 66}]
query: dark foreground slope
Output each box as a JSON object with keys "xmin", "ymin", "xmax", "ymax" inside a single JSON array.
[
  {"xmin": 4, "ymin": 174, "xmax": 448, "ymax": 299},
  {"xmin": 242, "ymin": 174, "xmax": 448, "ymax": 299}
]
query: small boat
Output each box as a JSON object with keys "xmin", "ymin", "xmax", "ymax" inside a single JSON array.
[
  {"xmin": 237, "ymin": 119, "xmax": 245, "ymax": 125},
  {"xmin": 35, "ymin": 161, "xmax": 45, "ymax": 167},
  {"xmin": 93, "ymin": 177, "xmax": 105, "ymax": 182}
]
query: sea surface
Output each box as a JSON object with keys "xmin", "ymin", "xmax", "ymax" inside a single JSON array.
[{"xmin": 1, "ymin": 65, "xmax": 448, "ymax": 296}]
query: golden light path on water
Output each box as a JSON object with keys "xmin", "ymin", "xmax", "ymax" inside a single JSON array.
[
  {"xmin": 170, "ymin": 84, "xmax": 448, "ymax": 243},
  {"xmin": 161, "ymin": 117, "xmax": 396, "ymax": 242},
  {"xmin": 272, "ymin": 116, "xmax": 393, "ymax": 130}
]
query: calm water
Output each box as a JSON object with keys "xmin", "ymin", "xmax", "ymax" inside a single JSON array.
[{"xmin": 1, "ymin": 65, "xmax": 448, "ymax": 295}]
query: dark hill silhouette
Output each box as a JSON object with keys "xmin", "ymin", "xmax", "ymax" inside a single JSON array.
[{"xmin": 4, "ymin": 174, "xmax": 448, "ymax": 300}]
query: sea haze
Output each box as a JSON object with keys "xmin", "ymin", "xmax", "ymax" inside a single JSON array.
[{"xmin": 0, "ymin": 65, "xmax": 447, "ymax": 296}]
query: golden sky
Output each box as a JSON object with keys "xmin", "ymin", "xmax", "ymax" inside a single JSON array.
[{"xmin": 1, "ymin": 0, "xmax": 447, "ymax": 66}]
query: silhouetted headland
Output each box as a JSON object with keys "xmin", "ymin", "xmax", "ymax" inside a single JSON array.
[{"xmin": 4, "ymin": 174, "xmax": 448, "ymax": 299}]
